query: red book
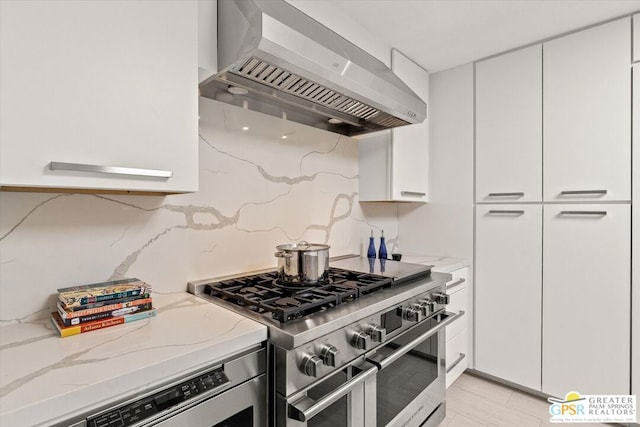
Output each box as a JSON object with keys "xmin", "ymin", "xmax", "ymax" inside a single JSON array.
[{"xmin": 57, "ymin": 296, "xmax": 153, "ymax": 319}]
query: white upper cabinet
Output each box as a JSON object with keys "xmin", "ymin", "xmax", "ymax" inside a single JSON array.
[
  {"xmin": 543, "ymin": 18, "xmax": 631, "ymax": 202},
  {"xmin": 198, "ymin": 0, "xmax": 218, "ymax": 83},
  {"xmin": 476, "ymin": 45, "xmax": 542, "ymax": 203},
  {"xmin": 475, "ymin": 205, "xmax": 542, "ymax": 391},
  {"xmin": 543, "ymin": 204, "xmax": 630, "ymax": 396},
  {"xmin": 634, "ymin": 14, "xmax": 640, "ymax": 62},
  {"xmin": 0, "ymin": 0, "xmax": 199, "ymax": 194},
  {"xmin": 390, "ymin": 50, "xmax": 430, "ymax": 202},
  {"xmin": 359, "ymin": 50, "xmax": 429, "ymax": 202}
]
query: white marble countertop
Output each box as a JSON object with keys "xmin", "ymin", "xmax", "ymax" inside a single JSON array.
[
  {"xmin": 398, "ymin": 254, "xmax": 470, "ymax": 274},
  {"xmin": 0, "ymin": 292, "xmax": 267, "ymax": 427}
]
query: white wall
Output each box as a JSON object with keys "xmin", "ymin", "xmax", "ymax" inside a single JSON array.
[
  {"xmin": 633, "ymin": 61, "xmax": 640, "ymax": 397},
  {"xmin": 397, "ymin": 63, "xmax": 474, "ymax": 260},
  {"xmin": 0, "ymin": 99, "xmax": 398, "ymax": 324}
]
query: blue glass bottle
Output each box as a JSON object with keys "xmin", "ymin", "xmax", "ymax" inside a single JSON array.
[
  {"xmin": 367, "ymin": 230, "xmax": 376, "ymax": 258},
  {"xmin": 378, "ymin": 230, "xmax": 388, "ymax": 260}
]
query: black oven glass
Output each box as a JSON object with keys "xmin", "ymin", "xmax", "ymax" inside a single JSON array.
[
  {"xmin": 375, "ymin": 318, "xmax": 439, "ymax": 426},
  {"xmin": 306, "ymin": 368, "xmax": 349, "ymax": 427},
  {"xmin": 212, "ymin": 406, "xmax": 253, "ymax": 427}
]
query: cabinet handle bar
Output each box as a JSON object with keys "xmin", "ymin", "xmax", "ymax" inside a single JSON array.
[
  {"xmin": 560, "ymin": 190, "xmax": 607, "ymax": 195},
  {"xmin": 560, "ymin": 211, "xmax": 607, "ymax": 216},
  {"xmin": 401, "ymin": 191, "xmax": 426, "ymax": 197},
  {"xmin": 446, "ymin": 353, "xmax": 466, "ymax": 373},
  {"xmin": 446, "ymin": 278, "xmax": 466, "ymax": 290},
  {"xmin": 487, "ymin": 192, "xmax": 525, "ymax": 197},
  {"xmin": 487, "ymin": 210, "xmax": 525, "ymax": 215},
  {"xmin": 50, "ymin": 162, "xmax": 173, "ymax": 179}
]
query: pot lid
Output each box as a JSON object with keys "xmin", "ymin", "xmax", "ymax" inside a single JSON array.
[{"xmin": 276, "ymin": 241, "xmax": 330, "ymax": 251}]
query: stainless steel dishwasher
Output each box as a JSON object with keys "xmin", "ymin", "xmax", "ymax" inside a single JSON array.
[{"xmin": 55, "ymin": 344, "xmax": 266, "ymax": 427}]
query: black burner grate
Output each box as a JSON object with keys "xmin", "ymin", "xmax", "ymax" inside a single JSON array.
[{"xmin": 204, "ymin": 267, "xmax": 393, "ymax": 323}]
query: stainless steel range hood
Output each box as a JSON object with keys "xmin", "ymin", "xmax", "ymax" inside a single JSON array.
[{"xmin": 199, "ymin": 0, "xmax": 427, "ymax": 137}]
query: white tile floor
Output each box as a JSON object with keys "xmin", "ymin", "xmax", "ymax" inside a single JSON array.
[{"xmin": 443, "ymin": 373, "xmax": 616, "ymax": 427}]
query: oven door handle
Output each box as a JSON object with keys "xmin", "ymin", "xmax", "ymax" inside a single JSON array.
[
  {"xmin": 288, "ymin": 363, "xmax": 378, "ymax": 422},
  {"xmin": 372, "ymin": 310, "xmax": 464, "ymax": 370}
]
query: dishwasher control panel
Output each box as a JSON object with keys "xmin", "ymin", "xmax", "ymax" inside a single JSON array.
[{"xmin": 87, "ymin": 367, "xmax": 229, "ymax": 427}]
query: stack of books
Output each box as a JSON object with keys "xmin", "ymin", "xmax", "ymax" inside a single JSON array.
[{"xmin": 51, "ymin": 278, "xmax": 156, "ymax": 338}]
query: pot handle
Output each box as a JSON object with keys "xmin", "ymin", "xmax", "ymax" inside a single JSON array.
[{"xmin": 274, "ymin": 251, "xmax": 293, "ymax": 258}]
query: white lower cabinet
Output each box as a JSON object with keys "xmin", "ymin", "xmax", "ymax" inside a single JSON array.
[
  {"xmin": 446, "ymin": 329, "xmax": 468, "ymax": 388},
  {"xmin": 542, "ymin": 204, "xmax": 631, "ymax": 397},
  {"xmin": 475, "ymin": 205, "xmax": 542, "ymax": 390},
  {"xmin": 444, "ymin": 267, "xmax": 469, "ymax": 387}
]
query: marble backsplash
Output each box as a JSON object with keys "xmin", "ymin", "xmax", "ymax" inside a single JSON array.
[{"xmin": 0, "ymin": 98, "xmax": 398, "ymax": 324}]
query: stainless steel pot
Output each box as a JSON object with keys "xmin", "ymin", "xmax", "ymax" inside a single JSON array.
[{"xmin": 274, "ymin": 241, "xmax": 330, "ymax": 285}]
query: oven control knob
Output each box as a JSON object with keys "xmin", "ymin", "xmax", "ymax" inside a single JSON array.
[
  {"xmin": 320, "ymin": 344, "xmax": 339, "ymax": 367},
  {"xmin": 434, "ymin": 292, "xmax": 450, "ymax": 305},
  {"xmin": 403, "ymin": 306, "xmax": 423, "ymax": 322},
  {"xmin": 301, "ymin": 354, "xmax": 322, "ymax": 377},
  {"xmin": 351, "ymin": 331, "xmax": 370, "ymax": 350},
  {"xmin": 417, "ymin": 299, "xmax": 436, "ymax": 316},
  {"xmin": 367, "ymin": 324, "xmax": 386, "ymax": 342}
]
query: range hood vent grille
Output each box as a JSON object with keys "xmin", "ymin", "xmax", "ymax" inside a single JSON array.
[{"xmin": 234, "ymin": 57, "xmax": 383, "ymax": 122}]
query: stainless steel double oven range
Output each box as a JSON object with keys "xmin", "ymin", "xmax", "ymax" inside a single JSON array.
[{"xmin": 189, "ymin": 256, "xmax": 463, "ymax": 427}]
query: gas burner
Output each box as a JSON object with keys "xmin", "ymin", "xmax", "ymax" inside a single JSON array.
[
  {"xmin": 203, "ymin": 267, "xmax": 393, "ymax": 323},
  {"xmin": 240, "ymin": 286, "xmax": 260, "ymax": 294},
  {"xmin": 275, "ymin": 297, "xmax": 301, "ymax": 307},
  {"xmin": 338, "ymin": 280, "xmax": 361, "ymax": 289}
]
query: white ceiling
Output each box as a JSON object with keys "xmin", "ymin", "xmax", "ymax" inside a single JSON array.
[{"xmin": 329, "ymin": 0, "xmax": 640, "ymax": 73}]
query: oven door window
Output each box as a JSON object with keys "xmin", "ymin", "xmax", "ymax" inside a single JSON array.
[
  {"xmin": 373, "ymin": 317, "xmax": 441, "ymax": 427},
  {"xmin": 212, "ymin": 407, "xmax": 252, "ymax": 427},
  {"xmin": 306, "ymin": 369, "xmax": 349, "ymax": 427},
  {"xmin": 284, "ymin": 361, "xmax": 377, "ymax": 427}
]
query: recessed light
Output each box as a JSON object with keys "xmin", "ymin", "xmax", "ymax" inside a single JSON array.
[
  {"xmin": 228, "ymin": 86, "xmax": 248, "ymax": 95},
  {"xmin": 242, "ymin": 126, "xmax": 249, "ymax": 131},
  {"xmin": 328, "ymin": 118, "xmax": 343, "ymax": 124},
  {"xmin": 281, "ymin": 135, "xmax": 288, "ymax": 140}
]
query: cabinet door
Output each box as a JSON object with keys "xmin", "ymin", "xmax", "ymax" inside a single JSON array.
[
  {"xmin": 445, "ymin": 268, "xmax": 468, "ymax": 340},
  {"xmin": 634, "ymin": 14, "xmax": 640, "ymax": 62},
  {"xmin": 358, "ymin": 132, "xmax": 393, "ymax": 201},
  {"xmin": 445, "ymin": 267, "xmax": 469, "ymax": 388},
  {"xmin": 0, "ymin": 1, "xmax": 198, "ymax": 193},
  {"xmin": 475, "ymin": 205, "xmax": 542, "ymax": 390},
  {"xmin": 543, "ymin": 18, "xmax": 631, "ymax": 202},
  {"xmin": 390, "ymin": 49, "xmax": 429, "ymax": 202},
  {"xmin": 543, "ymin": 204, "xmax": 630, "ymax": 396},
  {"xmin": 476, "ymin": 45, "xmax": 542, "ymax": 203}
]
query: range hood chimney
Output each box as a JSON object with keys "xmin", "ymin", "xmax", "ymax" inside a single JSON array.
[{"xmin": 199, "ymin": 0, "xmax": 427, "ymax": 137}]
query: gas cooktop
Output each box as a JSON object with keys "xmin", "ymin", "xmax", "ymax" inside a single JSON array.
[
  {"xmin": 202, "ymin": 267, "xmax": 394, "ymax": 323},
  {"xmin": 189, "ymin": 256, "xmax": 440, "ymax": 349}
]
